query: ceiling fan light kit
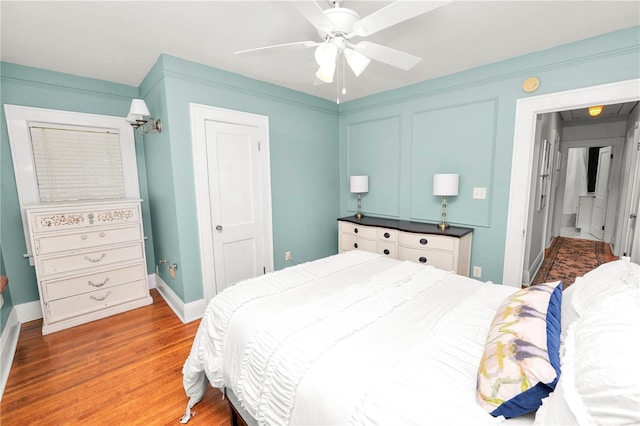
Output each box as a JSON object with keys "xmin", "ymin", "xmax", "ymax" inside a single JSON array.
[
  {"xmin": 344, "ymin": 48, "xmax": 370, "ymax": 77},
  {"xmin": 235, "ymin": 0, "xmax": 451, "ymax": 100}
]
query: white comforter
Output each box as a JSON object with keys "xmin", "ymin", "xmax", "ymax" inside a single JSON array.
[{"xmin": 182, "ymin": 251, "xmax": 521, "ymax": 425}]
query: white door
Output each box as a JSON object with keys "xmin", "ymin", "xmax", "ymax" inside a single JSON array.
[
  {"xmin": 589, "ymin": 146, "xmax": 611, "ymax": 240},
  {"xmin": 191, "ymin": 103, "xmax": 273, "ymax": 308},
  {"xmin": 205, "ymin": 120, "xmax": 266, "ymax": 293},
  {"xmin": 625, "ymin": 144, "xmax": 640, "ymax": 260}
]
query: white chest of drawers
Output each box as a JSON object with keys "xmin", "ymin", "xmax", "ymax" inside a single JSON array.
[
  {"xmin": 25, "ymin": 199, "xmax": 152, "ymax": 334},
  {"xmin": 338, "ymin": 216, "xmax": 473, "ymax": 276}
]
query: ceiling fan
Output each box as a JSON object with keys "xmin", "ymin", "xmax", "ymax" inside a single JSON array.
[{"xmin": 235, "ymin": 0, "xmax": 451, "ymax": 84}]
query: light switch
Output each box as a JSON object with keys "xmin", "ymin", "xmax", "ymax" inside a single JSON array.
[{"xmin": 473, "ymin": 187, "xmax": 487, "ymax": 199}]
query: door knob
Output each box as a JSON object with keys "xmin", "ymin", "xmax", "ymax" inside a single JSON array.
[
  {"xmin": 216, "ymin": 225, "xmax": 223, "ymax": 231},
  {"xmin": 631, "ymin": 214, "xmax": 638, "ymax": 219}
]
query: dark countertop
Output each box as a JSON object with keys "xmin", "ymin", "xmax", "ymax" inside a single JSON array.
[{"xmin": 338, "ymin": 215, "xmax": 473, "ymax": 238}]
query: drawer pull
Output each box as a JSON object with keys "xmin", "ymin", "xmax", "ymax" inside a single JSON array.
[
  {"xmin": 84, "ymin": 253, "xmax": 107, "ymax": 263},
  {"xmin": 99, "ymin": 232, "xmax": 105, "ymax": 237},
  {"xmin": 354, "ymin": 243, "xmax": 358, "ymax": 249},
  {"xmin": 419, "ymin": 238, "xmax": 428, "ymax": 245},
  {"xmin": 88, "ymin": 278, "xmax": 110, "ymax": 288},
  {"xmin": 81, "ymin": 235, "xmax": 88, "ymax": 240},
  {"xmin": 90, "ymin": 291, "xmax": 111, "ymax": 302},
  {"xmin": 419, "ymin": 256, "xmax": 427, "ymax": 263},
  {"xmin": 383, "ymin": 249, "xmax": 390, "ymax": 255},
  {"xmin": 354, "ymin": 228, "xmax": 359, "ymax": 234},
  {"xmin": 384, "ymin": 232, "xmax": 390, "ymax": 239}
]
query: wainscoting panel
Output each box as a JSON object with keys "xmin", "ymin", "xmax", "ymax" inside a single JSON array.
[
  {"xmin": 410, "ymin": 99, "xmax": 497, "ymax": 227},
  {"xmin": 346, "ymin": 116, "xmax": 402, "ymax": 218}
]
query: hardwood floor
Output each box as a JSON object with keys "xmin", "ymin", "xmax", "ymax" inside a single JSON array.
[{"xmin": 1, "ymin": 290, "xmax": 231, "ymax": 425}]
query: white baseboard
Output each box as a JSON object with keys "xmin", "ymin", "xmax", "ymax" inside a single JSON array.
[
  {"xmin": 154, "ymin": 274, "xmax": 205, "ymax": 324},
  {"xmin": 15, "ymin": 300, "xmax": 42, "ymax": 323},
  {"xmin": 147, "ymin": 273, "xmax": 156, "ymax": 289},
  {"xmin": 0, "ymin": 308, "xmax": 21, "ymax": 400},
  {"xmin": 525, "ymin": 249, "xmax": 545, "ymax": 286}
]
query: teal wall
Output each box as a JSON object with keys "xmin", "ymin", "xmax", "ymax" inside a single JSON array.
[
  {"xmin": 339, "ymin": 26, "xmax": 640, "ymax": 284},
  {"xmin": 0, "ymin": 63, "xmax": 156, "ymax": 309},
  {"xmin": 140, "ymin": 55, "xmax": 339, "ymax": 303}
]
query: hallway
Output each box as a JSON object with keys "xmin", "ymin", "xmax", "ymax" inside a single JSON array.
[{"xmin": 532, "ymin": 236, "xmax": 617, "ymax": 289}]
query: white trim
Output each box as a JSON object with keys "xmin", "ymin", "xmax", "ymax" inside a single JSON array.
[
  {"xmin": 524, "ymin": 249, "xmax": 545, "ymax": 287},
  {"xmin": 3, "ymin": 104, "xmax": 140, "ymax": 260},
  {"xmin": 503, "ymin": 78, "xmax": 640, "ymax": 287},
  {"xmin": 15, "ymin": 300, "xmax": 43, "ymax": 323},
  {"xmin": 0, "ymin": 308, "xmax": 21, "ymax": 400},
  {"xmin": 147, "ymin": 273, "xmax": 156, "ymax": 289},
  {"xmin": 190, "ymin": 103, "xmax": 274, "ymax": 306},
  {"xmin": 154, "ymin": 274, "xmax": 205, "ymax": 324}
]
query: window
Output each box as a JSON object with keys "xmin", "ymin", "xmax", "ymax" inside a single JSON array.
[{"xmin": 29, "ymin": 124, "xmax": 126, "ymax": 202}]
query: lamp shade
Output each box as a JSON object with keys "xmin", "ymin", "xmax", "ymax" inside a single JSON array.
[
  {"xmin": 350, "ymin": 175, "xmax": 369, "ymax": 193},
  {"xmin": 433, "ymin": 174, "xmax": 459, "ymax": 196},
  {"xmin": 128, "ymin": 99, "xmax": 150, "ymax": 116},
  {"xmin": 316, "ymin": 62, "xmax": 336, "ymax": 83},
  {"xmin": 314, "ymin": 43, "xmax": 338, "ymax": 67},
  {"xmin": 344, "ymin": 48, "xmax": 371, "ymax": 77}
]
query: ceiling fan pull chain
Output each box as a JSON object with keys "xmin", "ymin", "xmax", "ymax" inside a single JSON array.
[
  {"xmin": 342, "ymin": 54, "xmax": 347, "ymax": 95},
  {"xmin": 336, "ymin": 56, "xmax": 340, "ymax": 104}
]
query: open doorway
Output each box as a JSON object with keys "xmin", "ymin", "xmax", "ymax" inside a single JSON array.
[
  {"xmin": 503, "ymin": 78, "xmax": 640, "ymax": 288},
  {"xmin": 562, "ymin": 146, "xmax": 612, "ymax": 241}
]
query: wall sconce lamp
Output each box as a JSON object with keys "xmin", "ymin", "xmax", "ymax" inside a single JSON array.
[
  {"xmin": 433, "ymin": 173, "xmax": 459, "ymax": 230},
  {"xmin": 350, "ymin": 175, "xmax": 369, "ymax": 219},
  {"xmin": 126, "ymin": 99, "xmax": 162, "ymax": 135}
]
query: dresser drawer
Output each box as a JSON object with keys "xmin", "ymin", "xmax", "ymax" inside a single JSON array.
[
  {"xmin": 41, "ymin": 263, "xmax": 146, "ymax": 301},
  {"xmin": 34, "ymin": 225, "xmax": 142, "ymax": 255},
  {"xmin": 397, "ymin": 246, "xmax": 455, "ymax": 271},
  {"xmin": 378, "ymin": 228, "xmax": 398, "ymax": 243},
  {"xmin": 29, "ymin": 204, "xmax": 140, "ymax": 233},
  {"xmin": 378, "ymin": 241, "xmax": 397, "ymax": 258},
  {"xmin": 340, "ymin": 233, "xmax": 378, "ymax": 252},
  {"xmin": 339, "ymin": 221, "xmax": 377, "ymax": 239},
  {"xmin": 37, "ymin": 243, "xmax": 144, "ymax": 277},
  {"xmin": 44, "ymin": 279, "xmax": 148, "ymax": 324},
  {"xmin": 398, "ymin": 232, "xmax": 455, "ymax": 251}
]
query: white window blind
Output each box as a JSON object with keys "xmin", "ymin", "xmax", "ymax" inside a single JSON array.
[{"xmin": 29, "ymin": 124, "xmax": 125, "ymax": 202}]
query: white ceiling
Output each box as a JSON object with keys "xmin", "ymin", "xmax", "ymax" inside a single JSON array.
[{"xmin": 1, "ymin": 1, "xmax": 638, "ymax": 103}]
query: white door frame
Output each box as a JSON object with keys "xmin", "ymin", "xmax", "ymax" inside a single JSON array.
[
  {"xmin": 503, "ymin": 78, "xmax": 640, "ymax": 287},
  {"xmin": 190, "ymin": 103, "xmax": 274, "ymax": 304}
]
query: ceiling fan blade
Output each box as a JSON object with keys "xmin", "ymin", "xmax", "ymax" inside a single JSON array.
[
  {"xmin": 354, "ymin": 41, "xmax": 421, "ymax": 71},
  {"xmin": 352, "ymin": 0, "xmax": 451, "ymax": 37},
  {"xmin": 289, "ymin": 1, "xmax": 334, "ymax": 37},
  {"xmin": 235, "ymin": 40, "xmax": 319, "ymax": 55}
]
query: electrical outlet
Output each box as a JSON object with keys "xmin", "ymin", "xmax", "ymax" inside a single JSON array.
[
  {"xmin": 473, "ymin": 266, "xmax": 482, "ymax": 278},
  {"xmin": 285, "ymin": 251, "xmax": 291, "ymax": 261}
]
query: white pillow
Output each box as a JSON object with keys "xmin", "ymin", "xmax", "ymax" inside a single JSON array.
[
  {"xmin": 558, "ymin": 289, "xmax": 640, "ymax": 425},
  {"xmin": 560, "ymin": 284, "xmax": 578, "ymax": 341},
  {"xmin": 534, "ymin": 381, "xmax": 578, "ymax": 425},
  {"xmin": 570, "ymin": 258, "xmax": 639, "ymax": 316}
]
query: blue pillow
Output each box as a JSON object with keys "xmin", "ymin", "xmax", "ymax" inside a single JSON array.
[{"xmin": 476, "ymin": 281, "xmax": 562, "ymax": 418}]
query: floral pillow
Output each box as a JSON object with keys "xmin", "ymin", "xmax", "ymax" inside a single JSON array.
[{"xmin": 476, "ymin": 281, "xmax": 562, "ymax": 418}]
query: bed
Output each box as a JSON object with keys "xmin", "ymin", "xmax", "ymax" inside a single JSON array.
[{"xmin": 181, "ymin": 250, "xmax": 640, "ymax": 425}]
